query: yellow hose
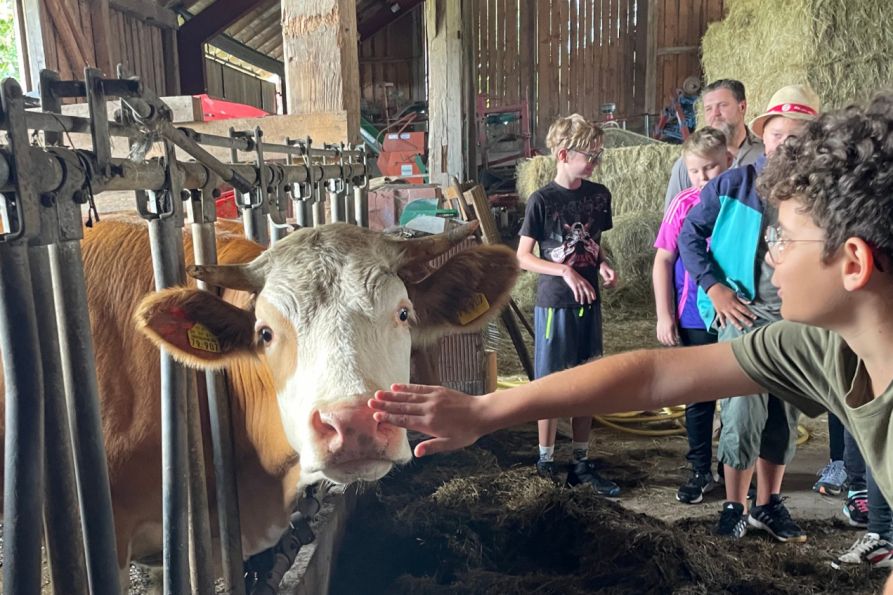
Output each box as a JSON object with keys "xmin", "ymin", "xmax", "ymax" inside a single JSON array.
[{"xmin": 497, "ymin": 376, "xmax": 811, "ymax": 443}]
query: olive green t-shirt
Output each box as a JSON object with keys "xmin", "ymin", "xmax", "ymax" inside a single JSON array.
[{"xmin": 731, "ymin": 320, "xmax": 893, "ymax": 501}]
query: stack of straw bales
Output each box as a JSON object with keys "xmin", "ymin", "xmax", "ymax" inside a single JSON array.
[{"xmin": 702, "ymin": 0, "xmax": 893, "ymax": 119}]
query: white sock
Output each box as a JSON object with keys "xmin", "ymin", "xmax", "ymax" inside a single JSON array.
[
  {"xmin": 538, "ymin": 445, "xmax": 555, "ymax": 463},
  {"xmin": 572, "ymin": 441, "xmax": 589, "ymax": 461}
]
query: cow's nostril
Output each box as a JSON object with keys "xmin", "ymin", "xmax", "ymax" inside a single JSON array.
[{"xmin": 311, "ymin": 410, "xmax": 338, "ymax": 440}]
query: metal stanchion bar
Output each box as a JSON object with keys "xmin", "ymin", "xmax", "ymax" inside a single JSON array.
[
  {"xmin": 34, "ymin": 245, "xmax": 89, "ymax": 595},
  {"xmin": 179, "ymin": 129, "xmax": 364, "ymax": 160},
  {"xmin": 0, "ymin": 244, "xmax": 45, "ymax": 594},
  {"xmin": 354, "ymin": 185, "xmax": 368, "ymax": 228},
  {"xmin": 51, "ymin": 240, "xmax": 123, "ymax": 595},
  {"xmin": 147, "ymin": 213, "xmax": 191, "ymax": 595},
  {"xmin": 190, "ymin": 215, "xmax": 247, "ymax": 595}
]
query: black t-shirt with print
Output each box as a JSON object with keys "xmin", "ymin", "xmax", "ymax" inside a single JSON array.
[{"xmin": 519, "ymin": 180, "xmax": 613, "ymax": 308}]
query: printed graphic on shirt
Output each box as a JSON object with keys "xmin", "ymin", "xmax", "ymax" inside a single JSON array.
[{"xmin": 549, "ymin": 221, "xmax": 600, "ymax": 269}]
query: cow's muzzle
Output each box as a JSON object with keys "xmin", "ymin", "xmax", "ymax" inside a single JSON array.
[{"xmin": 309, "ymin": 402, "xmax": 409, "ymax": 482}]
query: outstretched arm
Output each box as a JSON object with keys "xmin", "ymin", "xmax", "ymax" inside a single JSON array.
[{"xmin": 369, "ymin": 341, "xmax": 762, "ymax": 457}]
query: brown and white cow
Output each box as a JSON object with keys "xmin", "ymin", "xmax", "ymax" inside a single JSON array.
[{"xmin": 0, "ymin": 215, "xmax": 518, "ymax": 584}]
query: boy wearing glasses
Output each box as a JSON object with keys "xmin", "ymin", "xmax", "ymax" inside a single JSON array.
[
  {"xmin": 370, "ymin": 92, "xmax": 893, "ymax": 592},
  {"xmin": 517, "ymin": 113, "xmax": 619, "ymax": 495},
  {"xmin": 678, "ymin": 85, "xmax": 821, "ymax": 542}
]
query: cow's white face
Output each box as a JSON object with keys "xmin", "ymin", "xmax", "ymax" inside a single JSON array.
[
  {"xmin": 135, "ymin": 222, "xmax": 518, "ymax": 488},
  {"xmin": 257, "ymin": 273, "xmax": 413, "ymax": 484}
]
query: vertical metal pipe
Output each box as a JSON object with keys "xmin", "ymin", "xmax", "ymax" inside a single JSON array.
[
  {"xmin": 190, "ymin": 220, "xmax": 246, "ymax": 595},
  {"xmin": 329, "ymin": 188, "xmax": 343, "ymax": 222},
  {"xmin": 343, "ymin": 184, "xmax": 356, "ymax": 225},
  {"xmin": 184, "ymin": 370, "xmax": 214, "ymax": 595},
  {"xmin": 354, "ymin": 186, "xmax": 368, "ymax": 228},
  {"xmin": 294, "ymin": 199, "xmax": 308, "ymax": 228},
  {"xmin": 241, "ymin": 194, "xmax": 270, "ymax": 246},
  {"xmin": 0, "ymin": 242, "xmax": 45, "ymax": 595},
  {"xmin": 34, "ymin": 244, "xmax": 89, "ymax": 595},
  {"xmin": 51, "ymin": 240, "xmax": 122, "ymax": 595},
  {"xmin": 147, "ymin": 214, "xmax": 191, "ymax": 595}
]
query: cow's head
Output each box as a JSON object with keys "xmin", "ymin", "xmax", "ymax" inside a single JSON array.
[{"xmin": 135, "ymin": 222, "xmax": 517, "ymax": 485}]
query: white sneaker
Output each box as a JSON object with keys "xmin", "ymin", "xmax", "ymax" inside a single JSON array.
[{"xmin": 837, "ymin": 532, "xmax": 893, "ymax": 567}]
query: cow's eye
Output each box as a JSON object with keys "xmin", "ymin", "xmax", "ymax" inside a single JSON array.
[
  {"xmin": 259, "ymin": 327, "xmax": 274, "ymax": 344},
  {"xmin": 398, "ymin": 307, "xmax": 410, "ymax": 322}
]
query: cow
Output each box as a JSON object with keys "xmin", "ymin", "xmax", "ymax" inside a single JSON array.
[{"xmin": 0, "ymin": 214, "xmax": 518, "ymax": 588}]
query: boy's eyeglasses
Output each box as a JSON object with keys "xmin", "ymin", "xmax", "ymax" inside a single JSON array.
[
  {"xmin": 764, "ymin": 224, "xmax": 825, "ymax": 264},
  {"xmin": 572, "ymin": 148, "xmax": 604, "ymax": 165}
]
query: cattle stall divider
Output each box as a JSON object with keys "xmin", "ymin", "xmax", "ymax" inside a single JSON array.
[{"xmin": 0, "ymin": 67, "xmax": 368, "ymax": 595}]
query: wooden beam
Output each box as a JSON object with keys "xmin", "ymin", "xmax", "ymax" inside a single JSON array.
[
  {"xmin": 357, "ymin": 0, "xmax": 424, "ymax": 41},
  {"xmin": 110, "ymin": 0, "xmax": 178, "ymax": 29},
  {"xmin": 178, "ymin": 0, "xmax": 268, "ymax": 94},
  {"xmin": 87, "ymin": 0, "xmax": 113, "ymax": 75},
  {"xmin": 44, "ymin": 0, "xmax": 89, "ymax": 71},
  {"xmin": 425, "ymin": 0, "xmax": 471, "ymax": 185},
  {"xmin": 281, "ymin": 0, "xmax": 360, "ymax": 141}
]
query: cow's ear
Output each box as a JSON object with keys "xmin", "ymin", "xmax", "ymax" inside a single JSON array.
[
  {"xmin": 135, "ymin": 287, "xmax": 258, "ymax": 368},
  {"xmin": 407, "ymin": 244, "xmax": 519, "ymax": 344}
]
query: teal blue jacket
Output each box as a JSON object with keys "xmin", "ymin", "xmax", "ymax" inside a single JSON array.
[{"xmin": 678, "ymin": 157, "xmax": 767, "ymax": 330}]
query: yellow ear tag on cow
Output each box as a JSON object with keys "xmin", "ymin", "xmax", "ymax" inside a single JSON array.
[
  {"xmin": 187, "ymin": 322, "xmax": 221, "ymax": 353},
  {"xmin": 457, "ymin": 293, "xmax": 490, "ymax": 325}
]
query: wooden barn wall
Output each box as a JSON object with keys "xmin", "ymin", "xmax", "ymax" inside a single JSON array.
[
  {"xmin": 476, "ymin": 0, "xmax": 726, "ymax": 145},
  {"xmin": 358, "ymin": 6, "xmax": 425, "ymax": 123},
  {"xmin": 205, "ymin": 60, "xmax": 277, "ymax": 114},
  {"xmin": 654, "ymin": 0, "xmax": 726, "ymax": 114},
  {"xmin": 108, "ymin": 8, "xmax": 168, "ymax": 95}
]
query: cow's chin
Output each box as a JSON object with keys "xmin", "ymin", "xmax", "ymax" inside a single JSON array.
[{"xmin": 318, "ymin": 459, "xmax": 395, "ymax": 484}]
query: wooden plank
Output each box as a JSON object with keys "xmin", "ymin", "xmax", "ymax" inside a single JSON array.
[
  {"xmin": 86, "ymin": 0, "xmax": 112, "ymax": 74},
  {"xmin": 109, "ymin": 0, "xmax": 177, "ymax": 29},
  {"xmin": 487, "ymin": 0, "xmax": 497, "ymax": 99},
  {"xmin": 77, "ymin": 0, "xmax": 96, "ymax": 66},
  {"xmin": 536, "ymin": 0, "xmax": 552, "ymax": 140},
  {"xmin": 504, "ymin": 0, "xmax": 517, "ymax": 102},
  {"xmin": 44, "ymin": 0, "xmax": 89, "ymax": 70},
  {"xmin": 643, "ymin": 0, "xmax": 658, "ymax": 114},
  {"xmin": 477, "ymin": 0, "xmax": 487, "ymax": 96}
]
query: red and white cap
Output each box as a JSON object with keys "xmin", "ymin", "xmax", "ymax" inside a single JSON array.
[{"xmin": 750, "ymin": 84, "xmax": 821, "ymax": 137}]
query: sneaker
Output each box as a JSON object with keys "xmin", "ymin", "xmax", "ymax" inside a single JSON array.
[
  {"xmin": 676, "ymin": 469, "xmax": 717, "ymax": 504},
  {"xmin": 748, "ymin": 494, "xmax": 807, "ymax": 543},
  {"xmin": 714, "ymin": 501, "xmax": 748, "ymax": 539},
  {"xmin": 843, "ymin": 489, "xmax": 869, "ymax": 527},
  {"xmin": 566, "ymin": 459, "xmax": 621, "ymax": 497},
  {"xmin": 837, "ymin": 532, "xmax": 893, "ymax": 567},
  {"xmin": 536, "ymin": 460, "xmax": 558, "ymax": 484},
  {"xmin": 814, "ymin": 459, "xmax": 848, "ymax": 496}
]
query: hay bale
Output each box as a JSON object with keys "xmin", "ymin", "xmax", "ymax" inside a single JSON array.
[
  {"xmin": 702, "ymin": 0, "xmax": 893, "ymax": 120},
  {"xmin": 515, "ymin": 143, "xmax": 681, "ymax": 216},
  {"xmin": 602, "ymin": 210, "xmax": 663, "ymax": 308},
  {"xmin": 603, "ymin": 127, "xmax": 661, "ymax": 148},
  {"xmin": 598, "ymin": 144, "xmax": 682, "ymax": 216}
]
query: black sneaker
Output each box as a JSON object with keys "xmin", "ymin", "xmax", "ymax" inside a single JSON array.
[
  {"xmin": 843, "ymin": 489, "xmax": 869, "ymax": 527},
  {"xmin": 748, "ymin": 494, "xmax": 807, "ymax": 543},
  {"xmin": 676, "ymin": 469, "xmax": 717, "ymax": 504},
  {"xmin": 566, "ymin": 459, "xmax": 621, "ymax": 497},
  {"xmin": 536, "ymin": 460, "xmax": 558, "ymax": 484},
  {"xmin": 714, "ymin": 501, "xmax": 748, "ymax": 539}
]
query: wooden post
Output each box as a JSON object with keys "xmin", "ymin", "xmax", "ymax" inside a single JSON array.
[
  {"xmin": 425, "ymin": 0, "xmax": 473, "ymax": 186},
  {"xmin": 281, "ymin": 0, "xmax": 360, "ymax": 142}
]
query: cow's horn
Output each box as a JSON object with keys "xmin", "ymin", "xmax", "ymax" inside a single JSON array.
[
  {"xmin": 187, "ymin": 257, "xmax": 268, "ymax": 292},
  {"xmin": 393, "ymin": 221, "xmax": 480, "ymax": 270}
]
